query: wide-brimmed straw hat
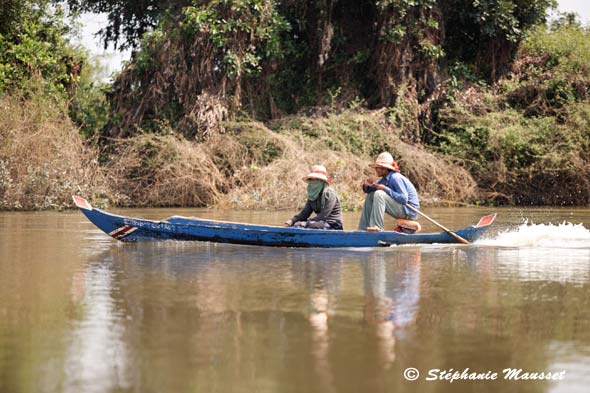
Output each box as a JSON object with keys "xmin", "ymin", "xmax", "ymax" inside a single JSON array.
[
  {"xmin": 304, "ymin": 165, "xmax": 329, "ymax": 182},
  {"xmin": 368, "ymin": 152, "xmax": 400, "ymax": 172}
]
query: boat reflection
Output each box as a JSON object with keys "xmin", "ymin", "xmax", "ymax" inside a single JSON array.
[
  {"xmin": 64, "ymin": 239, "xmax": 590, "ymax": 392},
  {"xmin": 362, "ymin": 251, "xmax": 421, "ymax": 369},
  {"xmin": 294, "ymin": 259, "xmax": 342, "ymax": 393}
]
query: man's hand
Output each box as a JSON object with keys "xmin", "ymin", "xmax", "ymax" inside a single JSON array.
[{"xmin": 365, "ymin": 178, "xmax": 386, "ymax": 191}]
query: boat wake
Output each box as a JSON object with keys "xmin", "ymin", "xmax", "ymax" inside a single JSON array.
[{"xmin": 477, "ymin": 221, "xmax": 590, "ymax": 248}]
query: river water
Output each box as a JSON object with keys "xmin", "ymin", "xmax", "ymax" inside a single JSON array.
[{"xmin": 1, "ymin": 207, "xmax": 589, "ymax": 393}]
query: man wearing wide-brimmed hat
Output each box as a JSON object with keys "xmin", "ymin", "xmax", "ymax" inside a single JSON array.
[
  {"xmin": 358, "ymin": 152, "xmax": 421, "ymax": 232},
  {"xmin": 284, "ymin": 165, "xmax": 343, "ymax": 230}
]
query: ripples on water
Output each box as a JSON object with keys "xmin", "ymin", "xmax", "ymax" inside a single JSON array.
[{"xmin": 0, "ymin": 209, "xmax": 589, "ymax": 393}]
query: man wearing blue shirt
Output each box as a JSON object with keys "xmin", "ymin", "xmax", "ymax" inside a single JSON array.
[{"xmin": 358, "ymin": 152, "xmax": 421, "ymax": 232}]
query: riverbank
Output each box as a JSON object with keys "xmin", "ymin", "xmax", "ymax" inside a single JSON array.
[
  {"xmin": 0, "ymin": 94, "xmax": 111, "ymax": 210},
  {"xmin": 0, "ymin": 98, "xmax": 476, "ymax": 211},
  {"xmin": 2, "ymin": 93, "xmax": 588, "ymax": 211},
  {"xmin": 2, "ymin": 23, "xmax": 590, "ymax": 211}
]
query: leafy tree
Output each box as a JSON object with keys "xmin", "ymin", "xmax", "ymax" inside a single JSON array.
[
  {"xmin": 0, "ymin": 0, "xmax": 85, "ymax": 97},
  {"xmin": 64, "ymin": 0, "xmax": 188, "ymax": 49},
  {"xmin": 441, "ymin": 0, "xmax": 557, "ymax": 80},
  {"xmin": 0, "ymin": 0, "xmax": 27, "ymax": 35},
  {"xmin": 69, "ymin": 0, "xmax": 557, "ymax": 141},
  {"xmin": 69, "ymin": 58, "xmax": 111, "ymax": 139},
  {"xmin": 105, "ymin": 0, "xmax": 288, "ymax": 139}
]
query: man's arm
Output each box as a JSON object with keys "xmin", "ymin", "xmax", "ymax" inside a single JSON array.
[
  {"xmin": 286, "ymin": 200, "xmax": 313, "ymax": 226},
  {"xmin": 379, "ymin": 174, "xmax": 409, "ymax": 205}
]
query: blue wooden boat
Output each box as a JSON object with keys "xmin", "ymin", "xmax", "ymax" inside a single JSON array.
[{"xmin": 73, "ymin": 196, "xmax": 496, "ymax": 248}]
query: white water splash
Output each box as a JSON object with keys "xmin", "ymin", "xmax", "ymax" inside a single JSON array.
[
  {"xmin": 477, "ymin": 221, "xmax": 590, "ymax": 248},
  {"xmin": 474, "ymin": 222, "xmax": 590, "ymax": 284}
]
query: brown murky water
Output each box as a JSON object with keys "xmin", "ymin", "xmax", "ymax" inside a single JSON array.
[{"xmin": 1, "ymin": 207, "xmax": 590, "ymax": 393}]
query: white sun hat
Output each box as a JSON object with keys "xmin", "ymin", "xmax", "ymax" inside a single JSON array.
[
  {"xmin": 368, "ymin": 152, "xmax": 400, "ymax": 172},
  {"xmin": 304, "ymin": 165, "xmax": 329, "ymax": 182}
]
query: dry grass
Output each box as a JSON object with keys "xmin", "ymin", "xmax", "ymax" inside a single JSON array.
[
  {"xmin": 0, "ymin": 98, "xmax": 477, "ymax": 210},
  {"xmin": 104, "ymin": 134, "xmax": 224, "ymax": 207},
  {"xmin": 214, "ymin": 110, "xmax": 477, "ymax": 210},
  {"xmin": 216, "ymin": 150, "xmax": 369, "ymax": 211},
  {"xmin": 100, "ymin": 108, "xmax": 477, "ymax": 210},
  {"xmin": 0, "ymin": 94, "xmax": 111, "ymax": 210},
  {"xmin": 393, "ymin": 143, "xmax": 477, "ymax": 205}
]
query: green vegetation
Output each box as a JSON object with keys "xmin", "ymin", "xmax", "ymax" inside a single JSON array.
[
  {"xmin": 93, "ymin": 0, "xmax": 559, "ymax": 142},
  {"xmin": 2, "ymin": 1, "xmax": 590, "ymax": 210},
  {"xmin": 429, "ymin": 20, "xmax": 590, "ymax": 205},
  {"xmin": 0, "ymin": 1, "xmax": 109, "ymax": 209},
  {"xmin": 0, "ymin": 1, "xmax": 84, "ymax": 96}
]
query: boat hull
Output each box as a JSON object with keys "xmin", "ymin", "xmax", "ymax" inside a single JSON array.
[{"xmin": 73, "ymin": 196, "xmax": 495, "ymax": 248}]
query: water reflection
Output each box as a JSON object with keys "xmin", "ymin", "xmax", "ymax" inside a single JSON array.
[
  {"xmin": 291, "ymin": 258, "xmax": 343, "ymax": 393},
  {"xmin": 459, "ymin": 245, "xmax": 590, "ymax": 284},
  {"xmin": 362, "ymin": 251, "xmax": 421, "ymax": 368},
  {"xmin": 63, "ymin": 260, "xmax": 131, "ymax": 393},
  {"xmin": 497, "ymin": 247, "xmax": 590, "ymax": 284},
  {"xmin": 71, "ymin": 244, "xmax": 428, "ymax": 393},
  {"xmin": 2, "ymin": 208, "xmax": 590, "ymax": 393},
  {"xmin": 62, "ymin": 240, "xmax": 590, "ymax": 392},
  {"xmin": 548, "ymin": 343, "xmax": 590, "ymax": 393}
]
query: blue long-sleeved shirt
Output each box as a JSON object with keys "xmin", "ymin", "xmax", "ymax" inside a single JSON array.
[{"xmin": 362, "ymin": 171, "xmax": 420, "ymax": 219}]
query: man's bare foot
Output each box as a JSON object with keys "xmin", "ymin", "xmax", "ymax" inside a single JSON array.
[{"xmin": 366, "ymin": 226, "xmax": 382, "ymax": 232}]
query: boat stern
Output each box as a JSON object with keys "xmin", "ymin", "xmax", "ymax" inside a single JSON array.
[{"xmin": 475, "ymin": 213, "xmax": 497, "ymax": 228}]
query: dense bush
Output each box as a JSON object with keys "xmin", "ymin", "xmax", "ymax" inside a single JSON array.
[
  {"xmin": 67, "ymin": 59, "xmax": 111, "ymax": 140},
  {"xmin": 0, "ymin": 1, "xmax": 115, "ymax": 209},
  {"xmin": 502, "ymin": 23, "xmax": 590, "ymax": 115}
]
